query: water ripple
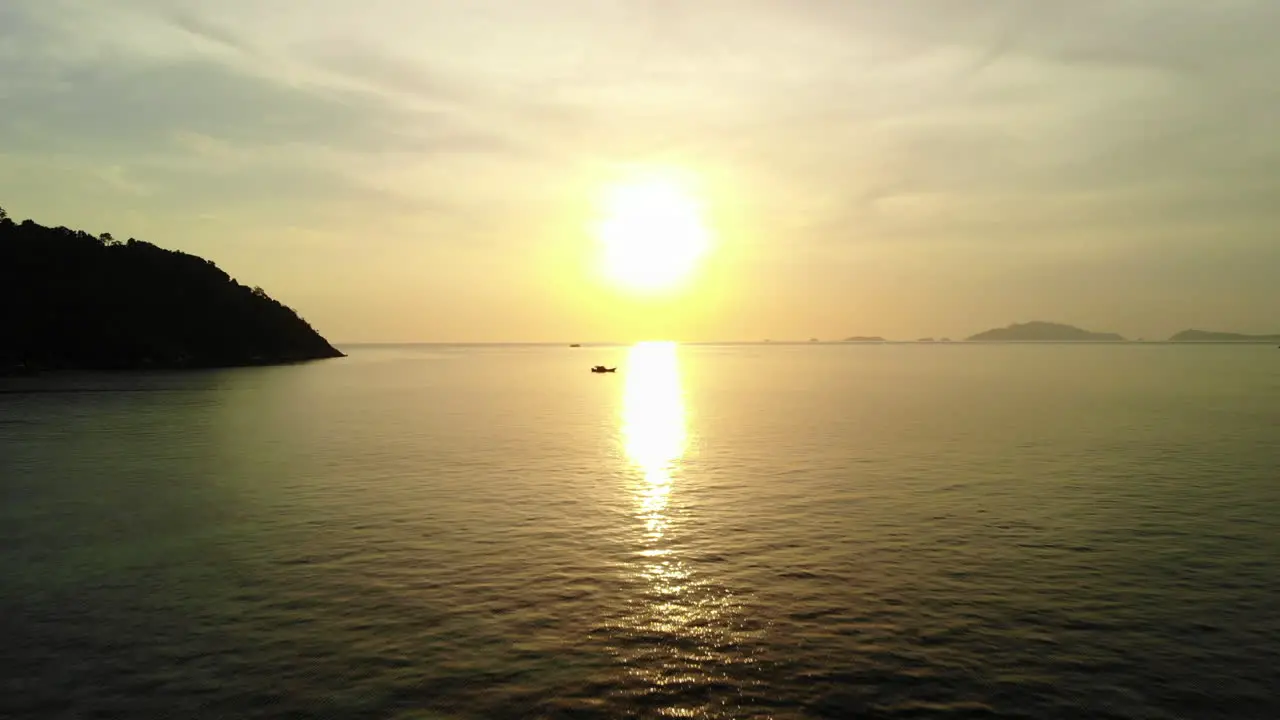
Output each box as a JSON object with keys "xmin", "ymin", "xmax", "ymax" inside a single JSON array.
[{"xmin": 1, "ymin": 344, "xmax": 1278, "ymax": 718}]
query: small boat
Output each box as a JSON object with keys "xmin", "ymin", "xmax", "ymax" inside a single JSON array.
[
  {"xmin": 569, "ymin": 343, "xmax": 581, "ymax": 347},
  {"xmin": 590, "ymin": 365, "xmax": 616, "ymax": 373}
]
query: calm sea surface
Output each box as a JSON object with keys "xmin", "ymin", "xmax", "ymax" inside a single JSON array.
[{"xmin": 2, "ymin": 343, "xmax": 1279, "ymax": 719}]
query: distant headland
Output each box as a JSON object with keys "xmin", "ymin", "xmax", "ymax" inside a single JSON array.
[
  {"xmin": 1168, "ymin": 330, "xmax": 1280, "ymax": 343},
  {"xmin": 826, "ymin": 321, "xmax": 1279, "ymax": 345},
  {"xmin": 966, "ymin": 321, "xmax": 1125, "ymax": 342},
  {"xmin": 1, "ymin": 207, "xmax": 344, "ymax": 374},
  {"xmin": 961, "ymin": 322, "xmax": 1280, "ymax": 343}
]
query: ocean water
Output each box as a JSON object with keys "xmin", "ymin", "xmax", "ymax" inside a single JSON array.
[{"xmin": 2, "ymin": 343, "xmax": 1279, "ymax": 719}]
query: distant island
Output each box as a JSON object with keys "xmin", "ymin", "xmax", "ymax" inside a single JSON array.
[
  {"xmin": 967, "ymin": 321, "xmax": 1126, "ymax": 342},
  {"xmin": 1169, "ymin": 330, "xmax": 1280, "ymax": 343},
  {"xmin": 843, "ymin": 336, "xmax": 886, "ymax": 342},
  {"xmin": 1, "ymin": 207, "xmax": 344, "ymax": 373}
]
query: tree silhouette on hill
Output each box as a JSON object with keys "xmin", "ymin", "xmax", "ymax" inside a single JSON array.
[{"xmin": 1, "ymin": 206, "xmax": 344, "ymax": 372}]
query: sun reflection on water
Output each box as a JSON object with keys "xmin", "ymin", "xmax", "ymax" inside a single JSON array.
[
  {"xmin": 621, "ymin": 341, "xmax": 687, "ymax": 549},
  {"xmin": 608, "ymin": 343, "xmax": 757, "ymax": 715},
  {"xmin": 618, "ymin": 342, "xmax": 711, "ymax": 628}
]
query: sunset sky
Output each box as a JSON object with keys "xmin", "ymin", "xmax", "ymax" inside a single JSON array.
[{"xmin": 2, "ymin": 0, "xmax": 1277, "ymax": 342}]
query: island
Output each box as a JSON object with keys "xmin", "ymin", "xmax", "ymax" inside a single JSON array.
[
  {"xmin": 1, "ymin": 208, "xmax": 344, "ymax": 373},
  {"xmin": 967, "ymin": 321, "xmax": 1126, "ymax": 342},
  {"xmin": 843, "ymin": 336, "xmax": 886, "ymax": 343},
  {"xmin": 1168, "ymin": 330, "xmax": 1280, "ymax": 343}
]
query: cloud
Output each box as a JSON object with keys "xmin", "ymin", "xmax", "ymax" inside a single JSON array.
[
  {"xmin": 731, "ymin": 2, "xmax": 1280, "ymax": 255},
  {"xmin": 4, "ymin": 61, "xmax": 391, "ymax": 155},
  {"xmin": 3, "ymin": 3, "xmax": 542, "ymax": 160},
  {"xmin": 2, "ymin": 0, "xmax": 1278, "ymax": 339},
  {"xmin": 161, "ymin": 6, "xmax": 256, "ymax": 56}
]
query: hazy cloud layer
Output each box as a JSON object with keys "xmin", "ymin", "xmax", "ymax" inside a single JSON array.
[{"xmin": 2, "ymin": 0, "xmax": 1277, "ymax": 341}]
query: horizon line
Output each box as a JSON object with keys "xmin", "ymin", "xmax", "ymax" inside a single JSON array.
[{"xmin": 331, "ymin": 339, "xmax": 1280, "ymax": 347}]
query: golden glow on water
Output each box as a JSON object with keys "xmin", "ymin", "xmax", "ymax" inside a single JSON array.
[
  {"xmin": 620, "ymin": 341, "xmax": 686, "ymax": 547},
  {"xmin": 615, "ymin": 342, "xmax": 748, "ymax": 708},
  {"xmin": 620, "ymin": 340, "xmax": 689, "ymax": 611}
]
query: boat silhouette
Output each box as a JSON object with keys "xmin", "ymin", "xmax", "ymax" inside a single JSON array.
[{"xmin": 590, "ymin": 365, "xmax": 616, "ymax": 373}]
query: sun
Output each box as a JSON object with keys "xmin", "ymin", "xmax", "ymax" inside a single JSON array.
[{"xmin": 594, "ymin": 172, "xmax": 711, "ymax": 293}]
